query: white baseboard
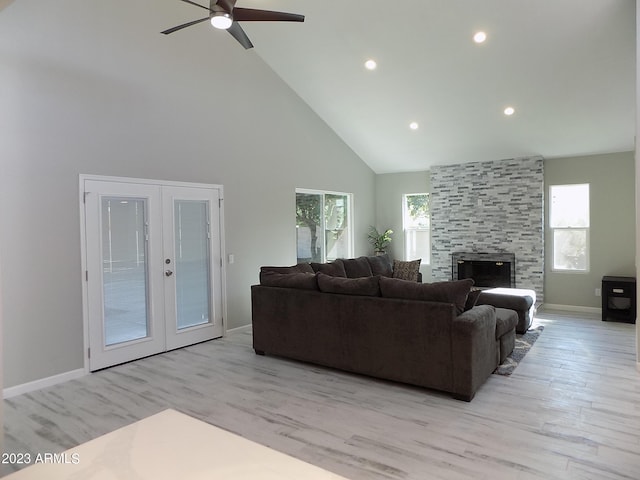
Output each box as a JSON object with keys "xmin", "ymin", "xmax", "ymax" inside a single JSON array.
[
  {"xmin": 540, "ymin": 304, "xmax": 601, "ymax": 314},
  {"xmin": 226, "ymin": 324, "xmax": 252, "ymax": 335},
  {"xmin": 3, "ymin": 368, "xmax": 86, "ymax": 399},
  {"xmin": 3, "ymin": 326, "xmax": 253, "ymax": 398}
]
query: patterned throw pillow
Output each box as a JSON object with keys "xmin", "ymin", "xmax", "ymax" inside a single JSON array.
[
  {"xmin": 392, "ymin": 259, "xmax": 421, "ymax": 281},
  {"xmin": 465, "ymin": 287, "xmax": 483, "ymax": 311}
]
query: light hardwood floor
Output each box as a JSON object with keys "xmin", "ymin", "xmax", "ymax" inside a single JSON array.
[{"xmin": 2, "ymin": 309, "xmax": 639, "ymax": 479}]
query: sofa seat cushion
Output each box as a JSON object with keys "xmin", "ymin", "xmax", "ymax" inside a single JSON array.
[
  {"xmin": 494, "ymin": 307, "xmax": 518, "ymax": 340},
  {"xmin": 260, "ymin": 272, "xmax": 318, "ymax": 290},
  {"xmin": 317, "ymin": 273, "xmax": 380, "ymax": 296},
  {"xmin": 380, "ymin": 277, "xmax": 474, "ymax": 315},
  {"xmin": 341, "ymin": 256, "xmax": 374, "ymax": 278},
  {"xmin": 311, "ymin": 260, "xmax": 347, "ymax": 277}
]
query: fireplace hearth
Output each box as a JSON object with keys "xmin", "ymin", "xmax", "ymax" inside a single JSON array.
[{"xmin": 452, "ymin": 252, "xmax": 516, "ymax": 288}]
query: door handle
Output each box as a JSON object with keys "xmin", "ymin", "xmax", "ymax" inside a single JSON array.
[{"xmin": 165, "ymin": 270, "xmax": 173, "ymax": 277}]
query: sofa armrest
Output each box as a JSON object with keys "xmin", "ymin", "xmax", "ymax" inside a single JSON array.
[{"xmin": 450, "ymin": 305, "xmax": 499, "ymax": 401}]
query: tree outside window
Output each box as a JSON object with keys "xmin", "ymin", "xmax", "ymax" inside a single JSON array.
[{"xmin": 296, "ymin": 190, "xmax": 352, "ymax": 263}]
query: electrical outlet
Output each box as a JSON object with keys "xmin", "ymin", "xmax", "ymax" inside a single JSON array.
[{"xmin": 595, "ymin": 288, "xmax": 601, "ymax": 297}]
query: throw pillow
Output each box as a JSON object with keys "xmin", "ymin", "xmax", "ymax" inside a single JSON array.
[
  {"xmin": 317, "ymin": 272, "xmax": 380, "ymax": 296},
  {"xmin": 379, "ymin": 277, "xmax": 474, "ymax": 315},
  {"xmin": 341, "ymin": 257, "xmax": 374, "ymax": 278},
  {"xmin": 310, "ymin": 260, "xmax": 347, "ymax": 277},
  {"xmin": 259, "ymin": 271, "xmax": 318, "ymax": 290},
  {"xmin": 392, "ymin": 259, "xmax": 421, "ymax": 281},
  {"xmin": 464, "ymin": 287, "xmax": 482, "ymax": 311}
]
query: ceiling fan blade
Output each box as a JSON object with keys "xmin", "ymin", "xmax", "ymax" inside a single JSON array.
[
  {"xmin": 227, "ymin": 22, "xmax": 254, "ymax": 49},
  {"xmin": 161, "ymin": 17, "xmax": 210, "ymax": 35},
  {"xmin": 179, "ymin": 0, "xmax": 211, "ymax": 12},
  {"xmin": 233, "ymin": 8, "xmax": 304, "ymax": 23}
]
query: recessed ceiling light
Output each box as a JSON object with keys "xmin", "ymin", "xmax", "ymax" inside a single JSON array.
[
  {"xmin": 473, "ymin": 31, "xmax": 487, "ymax": 44},
  {"xmin": 504, "ymin": 106, "xmax": 515, "ymax": 116},
  {"xmin": 409, "ymin": 122, "xmax": 419, "ymax": 130},
  {"xmin": 364, "ymin": 59, "xmax": 377, "ymax": 70}
]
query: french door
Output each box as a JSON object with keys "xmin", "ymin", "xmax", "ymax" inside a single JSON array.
[{"xmin": 82, "ymin": 178, "xmax": 224, "ymax": 371}]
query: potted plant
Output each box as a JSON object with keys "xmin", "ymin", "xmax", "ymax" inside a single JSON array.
[{"xmin": 368, "ymin": 226, "xmax": 393, "ymax": 255}]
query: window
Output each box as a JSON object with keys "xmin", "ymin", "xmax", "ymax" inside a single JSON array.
[
  {"xmin": 550, "ymin": 184, "xmax": 589, "ymax": 271},
  {"xmin": 403, "ymin": 193, "xmax": 430, "ymax": 263},
  {"xmin": 296, "ymin": 189, "xmax": 353, "ymax": 263}
]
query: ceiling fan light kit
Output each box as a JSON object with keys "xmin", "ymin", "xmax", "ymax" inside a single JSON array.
[
  {"xmin": 211, "ymin": 12, "xmax": 232, "ymax": 30},
  {"xmin": 162, "ymin": 0, "xmax": 305, "ymax": 49}
]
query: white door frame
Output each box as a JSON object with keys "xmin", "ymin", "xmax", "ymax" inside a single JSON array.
[{"xmin": 79, "ymin": 174, "xmax": 227, "ymax": 373}]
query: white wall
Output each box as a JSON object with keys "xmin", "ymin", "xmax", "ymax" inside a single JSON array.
[
  {"xmin": 545, "ymin": 152, "xmax": 636, "ymax": 309},
  {"xmin": 0, "ymin": 251, "xmax": 3, "ymax": 450},
  {"xmin": 0, "ymin": 0, "xmax": 13, "ymax": 453},
  {"xmin": 636, "ymin": 0, "xmax": 640, "ymax": 368},
  {"xmin": 0, "ymin": 0, "xmax": 375, "ymax": 388}
]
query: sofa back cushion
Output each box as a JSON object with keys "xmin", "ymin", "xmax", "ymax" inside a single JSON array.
[
  {"xmin": 380, "ymin": 277, "xmax": 474, "ymax": 315},
  {"xmin": 311, "ymin": 259, "xmax": 347, "ymax": 277},
  {"xmin": 259, "ymin": 271, "xmax": 319, "ymax": 290},
  {"xmin": 341, "ymin": 256, "xmax": 374, "ymax": 278},
  {"xmin": 260, "ymin": 263, "xmax": 314, "ymax": 275},
  {"xmin": 317, "ymin": 273, "xmax": 380, "ymax": 296},
  {"xmin": 366, "ymin": 254, "xmax": 393, "ymax": 277},
  {"xmin": 259, "ymin": 263, "xmax": 314, "ymax": 284}
]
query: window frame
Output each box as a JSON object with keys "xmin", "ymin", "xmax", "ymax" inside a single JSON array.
[
  {"xmin": 549, "ymin": 183, "xmax": 590, "ymax": 273},
  {"xmin": 295, "ymin": 188, "xmax": 354, "ymax": 263},
  {"xmin": 402, "ymin": 193, "xmax": 430, "ymax": 264}
]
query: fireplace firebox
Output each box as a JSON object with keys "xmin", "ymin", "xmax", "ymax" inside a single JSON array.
[{"xmin": 451, "ymin": 252, "xmax": 516, "ymax": 288}]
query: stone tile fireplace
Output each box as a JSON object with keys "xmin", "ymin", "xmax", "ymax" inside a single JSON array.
[{"xmin": 430, "ymin": 157, "xmax": 544, "ymax": 301}]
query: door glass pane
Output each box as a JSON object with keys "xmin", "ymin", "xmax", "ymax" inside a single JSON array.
[
  {"xmin": 296, "ymin": 193, "xmax": 322, "ymax": 262},
  {"xmin": 102, "ymin": 198, "xmax": 149, "ymax": 346},
  {"xmin": 324, "ymin": 194, "xmax": 349, "ymax": 261},
  {"xmin": 174, "ymin": 200, "xmax": 211, "ymax": 330}
]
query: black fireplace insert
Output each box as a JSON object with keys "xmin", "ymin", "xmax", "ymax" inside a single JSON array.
[{"xmin": 451, "ymin": 252, "xmax": 515, "ymax": 288}]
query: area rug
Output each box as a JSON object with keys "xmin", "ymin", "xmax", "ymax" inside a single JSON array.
[{"xmin": 493, "ymin": 325, "xmax": 544, "ymax": 376}]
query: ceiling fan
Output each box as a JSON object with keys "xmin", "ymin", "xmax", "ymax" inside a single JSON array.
[{"xmin": 162, "ymin": 0, "xmax": 305, "ymax": 50}]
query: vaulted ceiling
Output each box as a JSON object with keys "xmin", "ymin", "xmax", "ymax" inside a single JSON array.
[{"xmin": 229, "ymin": 0, "xmax": 636, "ymax": 173}]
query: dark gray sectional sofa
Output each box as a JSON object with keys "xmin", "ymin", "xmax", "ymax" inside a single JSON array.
[{"xmin": 251, "ymin": 255, "xmax": 517, "ymax": 401}]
